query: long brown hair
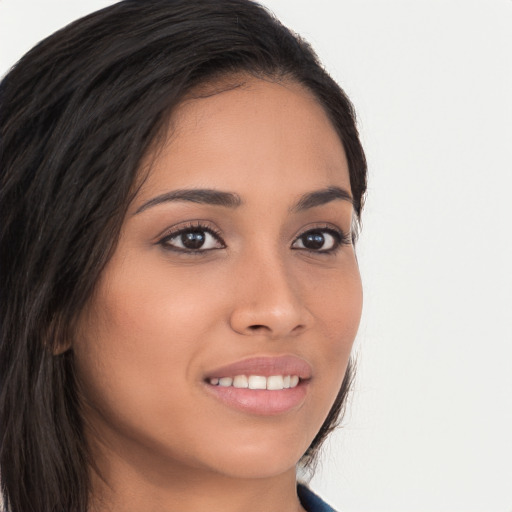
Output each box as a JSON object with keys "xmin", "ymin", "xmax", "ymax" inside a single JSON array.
[{"xmin": 0, "ymin": 1, "xmax": 367, "ymax": 510}]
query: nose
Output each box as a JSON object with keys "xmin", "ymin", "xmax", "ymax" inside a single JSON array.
[{"xmin": 229, "ymin": 251, "xmax": 313, "ymax": 339}]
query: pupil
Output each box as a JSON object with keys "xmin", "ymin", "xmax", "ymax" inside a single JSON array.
[
  {"xmin": 181, "ymin": 231, "xmax": 205, "ymax": 249},
  {"xmin": 304, "ymin": 232, "xmax": 324, "ymax": 250}
]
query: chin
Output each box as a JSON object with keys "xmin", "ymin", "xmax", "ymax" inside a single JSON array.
[
  {"xmin": 210, "ymin": 452, "xmax": 301, "ymax": 480},
  {"xmin": 194, "ymin": 433, "xmax": 308, "ymax": 480}
]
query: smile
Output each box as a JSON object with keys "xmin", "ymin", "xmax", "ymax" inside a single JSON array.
[
  {"xmin": 204, "ymin": 356, "xmax": 311, "ymax": 415},
  {"xmin": 208, "ymin": 375, "xmax": 300, "ymax": 390}
]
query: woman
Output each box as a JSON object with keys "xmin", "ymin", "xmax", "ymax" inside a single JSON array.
[{"xmin": 0, "ymin": 1, "xmax": 367, "ymax": 511}]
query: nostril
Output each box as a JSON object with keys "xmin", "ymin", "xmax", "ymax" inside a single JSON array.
[{"xmin": 248, "ymin": 324, "xmax": 267, "ymax": 331}]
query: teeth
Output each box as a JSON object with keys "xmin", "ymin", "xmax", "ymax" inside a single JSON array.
[
  {"xmin": 267, "ymin": 375, "xmax": 284, "ymax": 390},
  {"xmin": 248, "ymin": 375, "xmax": 267, "ymax": 389},
  {"xmin": 233, "ymin": 375, "xmax": 249, "ymax": 388},
  {"xmin": 209, "ymin": 375, "xmax": 300, "ymax": 390},
  {"xmin": 218, "ymin": 377, "xmax": 233, "ymax": 387}
]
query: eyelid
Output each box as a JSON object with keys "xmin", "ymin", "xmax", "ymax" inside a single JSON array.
[
  {"xmin": 291, "ymin": 224, "xmax": 352, "ymax": 253},
  {"xmin": 155, "ymin": 220, "xmax": 351, "ymax": 256},
  {"xmin": 157, "ymin": 220, "xmax": 226, "ymax": 253}
]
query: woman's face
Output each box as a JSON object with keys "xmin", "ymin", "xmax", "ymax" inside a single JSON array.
[{"xmin": 74, "ymin": 78, "xmax": 362, "ymax": 481}]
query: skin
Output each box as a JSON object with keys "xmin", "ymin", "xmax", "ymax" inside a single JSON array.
[{"xmin": 74, "ymin": 77, "xmax": 363, "ymax": 512}]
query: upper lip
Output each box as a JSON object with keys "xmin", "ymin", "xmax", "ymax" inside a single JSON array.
[{"xmin": 204, "ymin": 355, "xmax": 313, "ymax": 380}]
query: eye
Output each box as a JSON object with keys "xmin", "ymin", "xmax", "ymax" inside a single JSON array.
[
  {"xmin": 291, "ymin": 227, "xmax": 349, "ymax": 253},
  {"xmin": 159, "ymin": 224, "xmax": 225, "ymax": 253}
]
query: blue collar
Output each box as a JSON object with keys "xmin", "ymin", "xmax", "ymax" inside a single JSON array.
[{"xmin": 297, "ymin": 484, "xmax": 337, "ymax": 512}]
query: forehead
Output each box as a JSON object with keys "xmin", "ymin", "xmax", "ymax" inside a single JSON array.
[{"xmin": 136, "ymin": 77, "xmax": 350, "ymax": 205}]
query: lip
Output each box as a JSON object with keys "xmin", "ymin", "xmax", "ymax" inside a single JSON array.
[
  {"xmin": 204, "ymin": 355, "xmax": 313, "ymax": 380},
  {"xmin": 203, "ymin": 355, "xmax": 312, "ymax": 416}
]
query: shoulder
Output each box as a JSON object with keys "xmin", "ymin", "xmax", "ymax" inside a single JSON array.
[{"xmin": 297, "ymin": 484, "xmax": 338, "ymax": 512}]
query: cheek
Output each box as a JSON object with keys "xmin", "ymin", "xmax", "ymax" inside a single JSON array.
[
  {"xmin": 307, "ymin": 261, "xmax": 362, "ymax": 343},
  {"xmin": 294, "ymin": 270, "xmax": 361, "ymax": 450},
  {"xmin": 73, "ymin": 271, "xmax": 213, "ymax": 457},
  {"xmin": 90, "ymin": 256, "xmax": 224, "ymax": 347},
  {"xmin": 73, "ymin": 256, "xmax": 228, "ymax": 407},
  {"xmin": 305, "ymin": 263, "xmax": 362, "ymax": 393},
  {"xmin": 325, "ymin": 280, "xmax": 362, "ymax": 353}
]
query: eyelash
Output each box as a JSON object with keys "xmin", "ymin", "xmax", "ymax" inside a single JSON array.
[
  {"xmin": 158, "ymin": 222, "xmax": 226, "ymax": 254},
  {"xmin": 157, "ymin": 222, "xmax": 351, "ymax": 255},
  {"xmin": 291, "ymin": 226, "xmax": 352, "ymax": 254}
]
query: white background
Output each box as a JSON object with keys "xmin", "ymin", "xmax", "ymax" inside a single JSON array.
[{"xmin": 1, "ymin": 1, "xmax": 511, "ymax": 511}]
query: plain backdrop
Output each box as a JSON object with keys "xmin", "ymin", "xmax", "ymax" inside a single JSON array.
[{"xmin": 1, "ymin": 1, "xmax": 511, "ymax": 511}]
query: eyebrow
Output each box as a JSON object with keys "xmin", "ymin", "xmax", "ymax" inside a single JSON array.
[
  {"xmin": 291, "ymin": 186, "xmax": 353, "ymax": 212},
  {"xmin": 134, "ymin": 188, "xmax": 242, "ymax": 214},
  {"xmin": 134, "ymin": 185, "xmax": 352, "ymax": 215}
]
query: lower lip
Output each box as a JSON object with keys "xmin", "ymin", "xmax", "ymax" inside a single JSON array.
[{"xmin": 204, "ymin": 381, "xmax": 309, "ymax": 416}]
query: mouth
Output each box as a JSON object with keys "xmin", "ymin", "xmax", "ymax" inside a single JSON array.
[
  {"xmin": 208, "ymin": 374, "xmax": 301, "ymax": 390},
  {"xmin": 203, "ymin": 355, "xmax": 311, "ymax": 415}
]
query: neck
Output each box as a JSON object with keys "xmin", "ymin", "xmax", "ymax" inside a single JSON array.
[{"xmin": 88, "ymin": 438, "xmax": 306, "ymax": 512}]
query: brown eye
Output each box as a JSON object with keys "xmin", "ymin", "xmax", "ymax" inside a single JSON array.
[
  {"xmin": 180, "ymin": 231, "xmax": 207, "ymax": 250},
  {"xmin": 291, "ymin": 228, "xmax": 343, "ymax": 252},
  {"xmin": 161, "ymin": 227, "xmax": 225, "ymax": 252},
  {"xmin": 302, "ymin": 232, "xmax": 327, "ymax": 250}
]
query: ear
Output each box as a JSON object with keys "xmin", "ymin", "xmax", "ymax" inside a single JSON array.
[
  {"xmin": 52, "ymin": 339, "xmax": 72, "ymax": 356},
  {"xmin": 45, "ymin": 314, "xmax": 73, "ymax": 355}
]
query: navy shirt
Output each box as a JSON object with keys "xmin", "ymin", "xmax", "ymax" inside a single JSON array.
[{"xmin": 297, "ymin": 484, "xmax": 337, "ymax": 512}]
